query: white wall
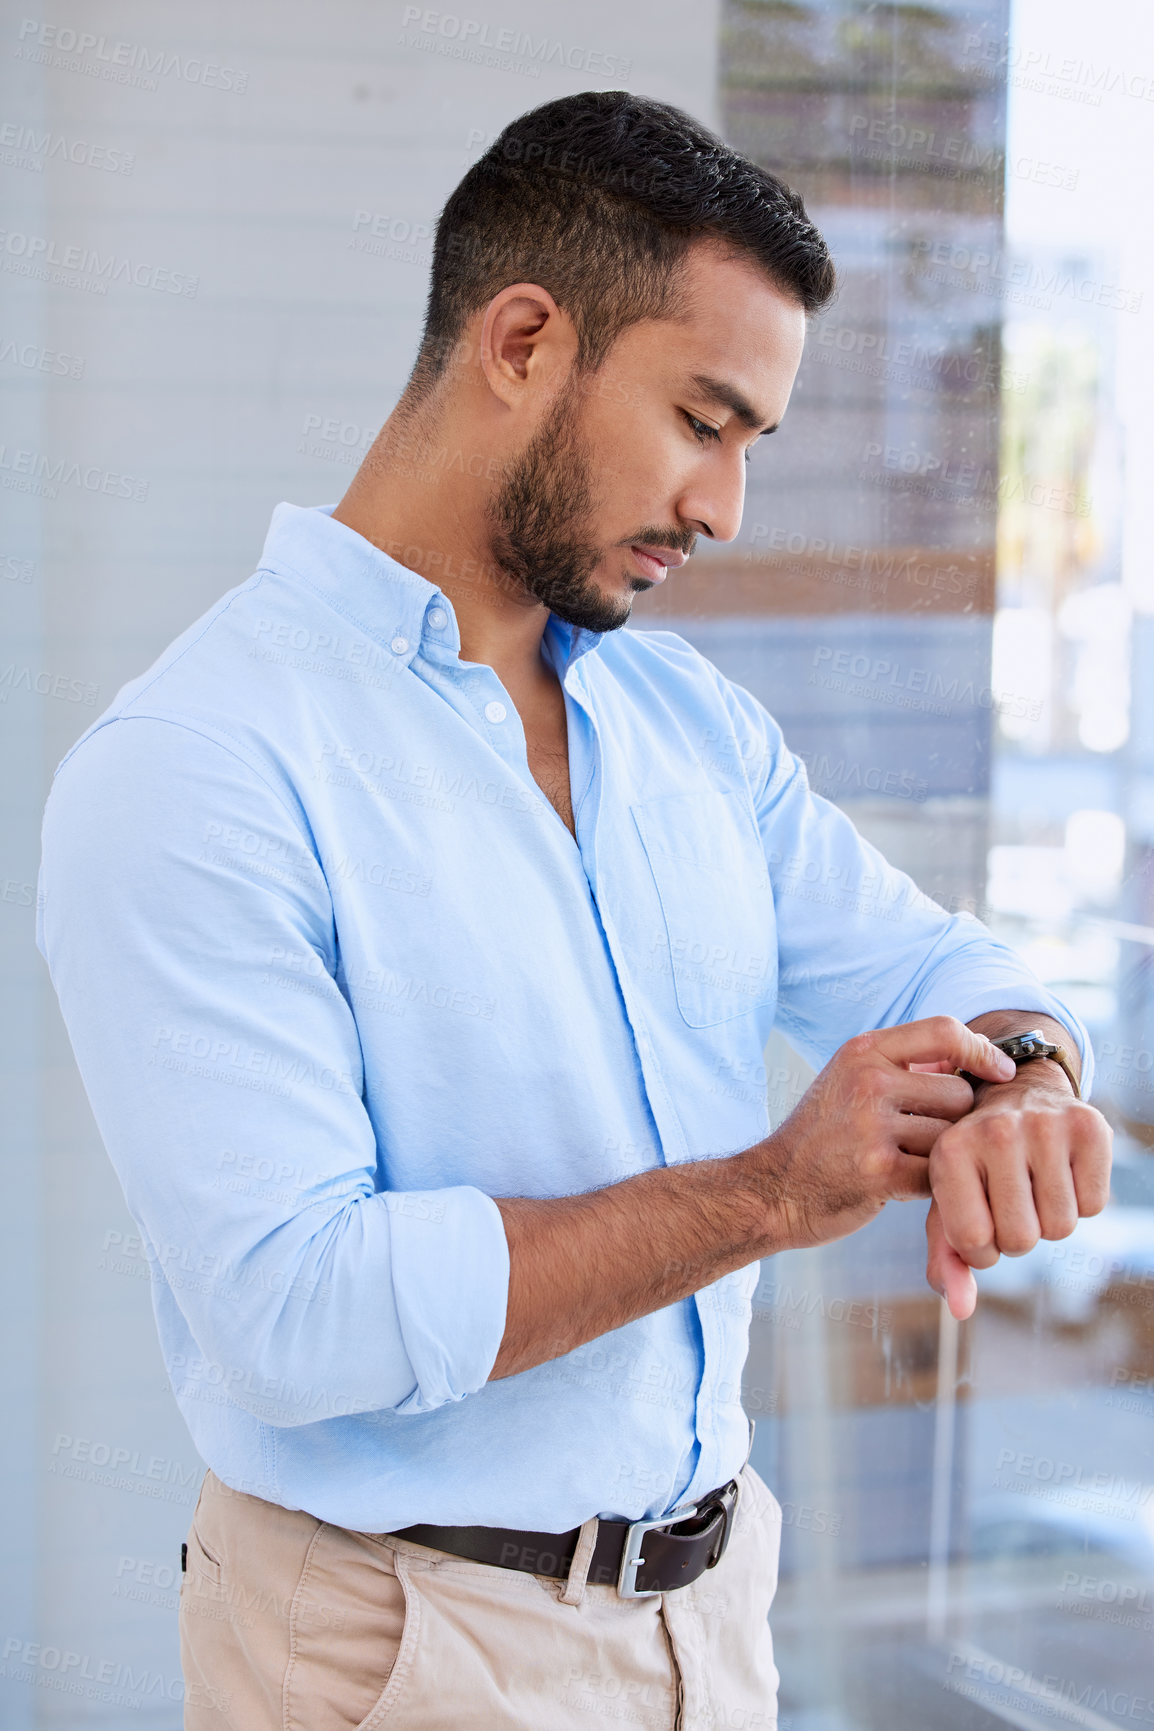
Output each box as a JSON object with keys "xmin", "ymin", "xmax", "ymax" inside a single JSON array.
[{"xmin": 0, "ymin": 5, "xmax": 718, "ymax": 1723}]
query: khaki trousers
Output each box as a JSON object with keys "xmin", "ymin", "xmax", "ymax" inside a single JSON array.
[{"xmin": 179, "ymin": 1466, "xmax": 782, "ymax": 1730}]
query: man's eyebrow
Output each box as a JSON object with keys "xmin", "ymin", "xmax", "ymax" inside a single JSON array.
[{"xmin": 689, "ymin": 373, "xmax": 779, "ymax": 435}]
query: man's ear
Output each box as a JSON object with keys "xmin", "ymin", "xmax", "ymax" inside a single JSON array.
[{"xmin": 479, "ymin": 283, "xmax": 577, "ymax": 410}]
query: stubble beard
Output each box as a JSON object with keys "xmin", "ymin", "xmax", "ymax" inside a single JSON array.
[{"xmin": 487, "ymin": 382, "xmax": 641, "ymax": 636}]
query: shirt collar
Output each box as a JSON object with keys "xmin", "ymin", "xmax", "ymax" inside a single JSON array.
[
  {"xmin": 543, "ymin": 614, "xmax": 606, "ymax": 679},
  {"xmin": 257, "ymin": 502, "xmax": 445, "ymax": 665},
  {"xmin": 257, "ymin": 500, "xmax": 609, "ymax": 675}
]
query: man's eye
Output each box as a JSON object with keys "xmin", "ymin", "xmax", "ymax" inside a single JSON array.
[
  {"xmin": 683, "ymin": 412, "xmax": 721, "ymax": 444},
  {"xmin": 682, "ymin": 411, "xmax": 756, "ymax": 462}
]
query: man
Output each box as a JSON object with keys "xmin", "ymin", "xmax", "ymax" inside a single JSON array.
[{"xmin": 38, "ymin": 91, "xmax": 1109, "ymax": 1729}]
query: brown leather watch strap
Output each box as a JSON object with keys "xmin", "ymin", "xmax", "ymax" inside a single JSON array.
[{"xmin": 1030, "ymin": 1047, "xmax": 1081, "ymax": 1099}]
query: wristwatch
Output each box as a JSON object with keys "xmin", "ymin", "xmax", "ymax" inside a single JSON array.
[{"xmin": 960, "ymin": 1029, "xmax": 1081, "ymax": 1099}]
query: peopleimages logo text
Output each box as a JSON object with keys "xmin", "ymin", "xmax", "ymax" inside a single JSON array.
[
  {"xmin": 398, "ymin": 6, "xmax": 631, "ymax": 77},
  {"xmin": 15, "ymin": 19, "xmax": 248, "ymax": 91},
  {"xmin": 0, "ymin": 229, "xmax": 197, "ymax": 295},
  {"xmin": 810, "ymin": 647, "xmax": 1040, "ymax": 720}
]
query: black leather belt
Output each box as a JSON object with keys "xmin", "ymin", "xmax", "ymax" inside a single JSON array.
[{"xmin": 392, "ymin": 1477, "xmax": 740, "ymax": 1598}]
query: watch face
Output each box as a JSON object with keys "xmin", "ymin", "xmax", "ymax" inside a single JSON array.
[
  {"xmin": 986, "ymin": 1031, "xmax": 1079, "ymax": 1098},
  {"xmin": 1000, "ymin": 1031, "xmax": 1052, "ymax": 1062}
]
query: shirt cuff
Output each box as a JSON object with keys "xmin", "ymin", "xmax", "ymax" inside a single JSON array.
[{"xmin": 386, "ymin": 1186, "xmax": 510, "ymax": 1414}]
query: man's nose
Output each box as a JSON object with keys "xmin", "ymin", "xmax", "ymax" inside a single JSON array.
[{"xmin": 677, "ymin": 458, "xmax": 746, "ymax": 544}]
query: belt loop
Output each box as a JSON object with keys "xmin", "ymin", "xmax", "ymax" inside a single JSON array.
[{"xmin": 559, "ymin": 1516, "xmax": 599, "ymax": 1606}]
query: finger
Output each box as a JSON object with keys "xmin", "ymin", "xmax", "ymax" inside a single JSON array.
[
  {"xmin": 985, "ymin": 1133, "xmax": 1042, "ymax": 1256},
  {"xmin": 867, "ymin": 1016, "xmax": 1017, "ymax": 1084},
  {"xmin": 929, "ymin": 1131, "xmax": 999, "ymax": 1268},
  {"xmin": 926, "ymin": 1198, "xmax": 978, "ymax": 1321},
  {"xmin": 878, "ymin": 1150, "xmax": 934, "ymax": 1201},
  {"xmin": 892, "ymin": 1114, "xmax": 957, "ymax": 1156},
  {"xmin": 891, "ymin": 1070, "xmax": 975, "ymax": 1121},
  {"xmin": 1028, "ymin": 1137, "xmax": 1081, "ymax": 1241},
  {"xmin": 1070, "ymin": 1110, "xmax": 1113, "ymax": 1217}
]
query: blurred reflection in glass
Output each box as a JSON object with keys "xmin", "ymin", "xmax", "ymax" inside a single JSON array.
[{"xmin": 628, "ymin": 1, "xmax": 1154, "ymax": 1723}]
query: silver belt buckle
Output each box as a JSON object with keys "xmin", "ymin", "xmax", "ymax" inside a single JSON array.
[{"xmin": 617, "ymin": 1502, "xmax": 698, "ymax": 1599}]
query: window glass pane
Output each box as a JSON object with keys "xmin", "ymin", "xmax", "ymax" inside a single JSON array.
[{"xmin": 630, "ymin": 0, "xmax": 1154, "ymax": 1722}]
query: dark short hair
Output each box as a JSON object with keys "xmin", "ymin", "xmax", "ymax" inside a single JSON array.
[{"xmin": 410, "ymin": 89, "xmax": 835, "ymax": 393}]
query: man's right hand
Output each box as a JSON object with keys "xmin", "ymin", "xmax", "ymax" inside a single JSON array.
[
  {"xmin": 746, "ymin": 1016, "xmax": 1017, "ymax": 1253},
  {"xmin": 490, "ymin": 1017, "xmax": 1018, "ymax": 1381}
]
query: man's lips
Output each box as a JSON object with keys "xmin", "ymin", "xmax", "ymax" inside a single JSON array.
[{"xmin": 629, "ymin": 545, "xmax": 688, "ymax": 583}]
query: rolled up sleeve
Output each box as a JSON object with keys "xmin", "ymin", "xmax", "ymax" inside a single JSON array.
[{"xmin": 37, "ymin": 715, "xmax": 510, "ymax": 1427}]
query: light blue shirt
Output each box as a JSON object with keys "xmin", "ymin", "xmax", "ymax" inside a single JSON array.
[{"xmin": 37, "ymin": 502, "xmax": 1092, "ymax": 1533}]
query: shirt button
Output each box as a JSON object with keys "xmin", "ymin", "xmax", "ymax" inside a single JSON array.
[
  {"xmin": 390, "ymin": 636, "xmax": 409, "ymax": 656},
  {"xmin": 427, "ymin": 607, "xmax": 448, "ymax": 630},
  {"xmin": 484, "ymin": 700, "xmax": 507, "ymax": 724}
]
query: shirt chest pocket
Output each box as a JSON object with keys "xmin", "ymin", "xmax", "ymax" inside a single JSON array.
[{"xmin": 632, "ymin": 788, "xmax": 777, "ymax": 1029}]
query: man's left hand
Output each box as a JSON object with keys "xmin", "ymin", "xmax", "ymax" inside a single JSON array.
[{"xmin": 925, "ymin": 1064, "xmax": 1112, "ymax": 1321}]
